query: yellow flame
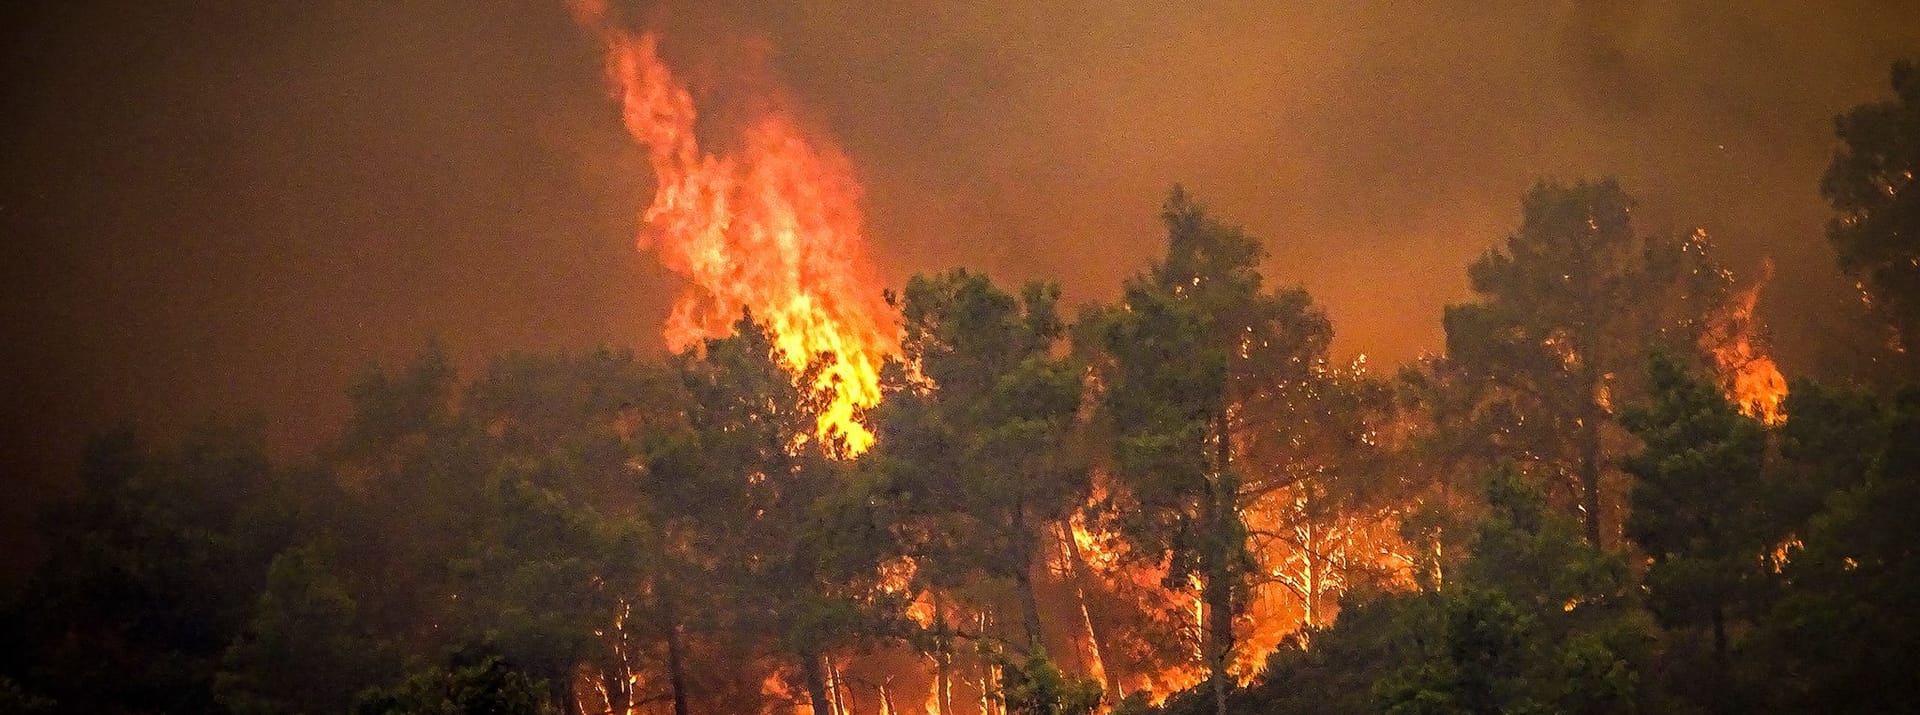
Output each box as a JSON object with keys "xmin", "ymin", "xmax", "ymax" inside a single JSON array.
[
  {"xmin": 572, "ymin": 1, "xmax": 893, "ymax": 453},
  {"xmin": 1703, "ymin": 257, "xmax": 1788, "ymax": 425}
]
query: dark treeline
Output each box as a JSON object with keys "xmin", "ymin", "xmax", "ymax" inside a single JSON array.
[{"xmin": 4, "ymin": 62, "xmax": 1918, "ymax": 715}]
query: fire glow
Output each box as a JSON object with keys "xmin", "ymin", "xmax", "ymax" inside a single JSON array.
[{"xmin": 572, "ymin": 0, "xmax": 895, "ymax": 453}]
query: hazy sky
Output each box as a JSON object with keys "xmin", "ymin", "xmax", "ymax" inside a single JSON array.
[{"xmin": 4, "ymin": 0, "xmax": 1918, "ymax": 564}]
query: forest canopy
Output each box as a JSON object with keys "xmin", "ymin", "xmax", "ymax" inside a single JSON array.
[{"xmin": 4, "ymin": 36, "xmax": 1919, "ymax": 715}]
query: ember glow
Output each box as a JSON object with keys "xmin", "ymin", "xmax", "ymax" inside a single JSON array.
[{"xmin": 571, "ymin": 0, "xmax": 894, "ymax": 453}]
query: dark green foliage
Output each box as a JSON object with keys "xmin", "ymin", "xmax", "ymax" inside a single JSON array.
[
  {"xmin": 1371, "ymin": 469, "xmax": 1646, "ymax": 715},
  {"xmin": 0, "ymin": 676, "xmax": 55, "ymax": 714},
  {"xmin": 1621, "ymin": 354, "xmax": 1771, "ymax": 674},
  {"xmin": 1773, "ymin": 380, "xmax": 1884, "ymax": 526},
  {"xmin": 1822, "ymin": 60, "xmax": 1920, "ymax": 359},
  {"xmin": 441, "ymin": 475, "xmax": 638, "ymax": 696},
  {"xmin": 352, "ymin": 653, "xmax": 555, "ymax": 715},
  {"xmin": 216, "ymin": 544, "xmax": 390, "ymax": 714},
  {"xmin": 5, "ymin": 421, "xmax": 294, "ymax": 713},
  {"xmin": 330, "ymin": 347, "xmax": 493, "ymax": 647},
  {"xmin": 1443, "ymin": 179, "xmax": 1729, "ymax": 545},
  {"xmin": 872, "ymin": 268, "xmax": 1086, "ymax": 647},
  {"xmin": 649, "ymin": 313, "xmax": 897, "ymax": 712},
  {"xmin": 1754, "ymin": 387, "xmax": 1920, "ymax": 713},
  {"xmin": 10, "ymin": 153, "xmax": 1920, "ymax": 715},
  {"xmin": 1463, "ymin": 468, "xmax": 1631, "ymax": 616},
  {"xmin": 1234, "ymin": 592, "xmax": 1414, "ymax": 715},
  {"xmin": 1371, "ymin": 587, "xmax": 1533, "ymax": 715},
  {"xmin": 1221, "ymin": 468, "xmax": 1649, "ymax": 715},
  {"xmin": 1081, "ymin": 187, "xmax": 1332, "ymax": 713},
  {"xmin": 998, "ymin": 648, "xmax": 1103, "ymax": 715}
]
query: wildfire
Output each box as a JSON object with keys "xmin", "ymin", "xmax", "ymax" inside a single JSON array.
[
  {"xmin": 563, "ymin": 8, "xmax": 1432, "ymax": 709},
  {"xmin": 571, "ymin": 0, "xmax": 894, "ymax": 453},
  {"xmin": 1703, "ymin": 256, "xmax": 1789, "ymax": 425}
]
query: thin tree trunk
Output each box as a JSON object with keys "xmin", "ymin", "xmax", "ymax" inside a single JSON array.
[
  {"xmin": 979, "ymin": 611, "xmax": 997, "ymax": 715},
  {"xmin": 665, "ymin": 622, "xmax": 690, "ymax": 715},
  {"xmin": 933, "ymin": 591, "xmax": 951, "ymax": 715},
  {"xmin": 828, "ymin": 655, "xmax": 851, "ymax": 715},
  {"xmin": 802, "ymin": 652, "xmax": 833, "ymax": 715},
  {"xmin": 1011, "ymin": 506, "xmax": 1043, "ymax": 650},
  {"xmin": 1203, "ymin": 505, "xmax": 1235, "ymax": 715},
  {"xmin": 658, "ymin": 592, "xmax": 691, "ymax": 715},
  {"xmin": 1578, "ymin": 417, "xmax": 1604, "ymax": 547},
  {"xmin": 1205, "ymin": 409, "xmax": 1236, "ymax": 715},
  {"xmin": 1304, "ymin": 519, "xmax": 1320, "ymax": 629},
  {"xmin": 1205, "ymin": 568, "xmax": 1232, "ymax": 715},
  {"xmin": 1059, "ymin": 522, "xmax": 1118, "ymax": 701}
]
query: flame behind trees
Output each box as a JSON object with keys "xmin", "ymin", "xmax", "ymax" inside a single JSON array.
[
  {"xmin": 874, "ymin": 269, "xmax": 1086, "ymax": 651},
  {"xmin": 12, "ymin": 176, "xmax": 1813, "ymax": 714},
  {"xmin": 9, "ymin": 9, "xmax": 1903, "ymax": 709},
  {"xmin": 1235, "ymin": 356, "xmax": 1417, "ymax": 670},
  {"xmin": 1442, "ymin": 180, "xmax": 1787, "ymax": 547},
  {"xmin": 558, "ymin": 12, "xmax": 1426, "ymax": 708},
  {"xmin": 551, "ymin": 14, "xmax": 1799, "ymax": 707},
  {"xmin": 1081, "ymin": 187, "xmax": 1347, "ymax": 714}
]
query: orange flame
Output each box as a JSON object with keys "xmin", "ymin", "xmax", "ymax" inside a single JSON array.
[
  {"xmin": 1704, "ymin": 257, "xmax": 1788, "ymax": 425},
  {"xmin": 573, "ymin": 0, "xmax": 893, "ymax": 453}
]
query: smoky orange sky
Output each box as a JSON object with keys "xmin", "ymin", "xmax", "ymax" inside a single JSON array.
[{"xmin": 3, "ymin": 0, "xmax": 1917, "ymax": 571}]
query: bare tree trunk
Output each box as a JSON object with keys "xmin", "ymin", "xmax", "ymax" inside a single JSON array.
[
  {"xmin": 653, "ymin": 589, "xmax": 691, "ymax": 715},
  {"xmin": 979, "ymin": 611, "xmax": 997, "ymax": 715},
  {"xmin": 1059, "ymin": 522, "xmax": 1118, "ymax": 701},
  {"xmin": 1205, "ymin": 410, "xmax": 1237, "ymax": 715},
  {"xmin": 937, "ymin": 658, "xmax": 951, "ymax": 715},
  {"xmin": 1578, "ymin": 416, "xmax": 1604, "ymax": 547},
  {"xmin": 1011, "ymin": 506, "xmax": 1044, "ymax": 651},
  {"xmin": 1305, "ymin": 530, "xmax": 1320, "ymax": 629},
  {"xmin": 802, "ymin": 652, "xmax": 833, "ymax": 715},
  {"xmin": 1204, "ymin": 529, "xmax": 1235, "ymax": 715},
  {"xmin": 933, "ymin": 591, "xmax": 952, "ymax": 715},
  {"xmin": 828, "ymin": 655, "xmax": 851, "ymax": 715},
  {"xmin": 664, "ymin": 620, "xmax": 690, "ymax": 715}
]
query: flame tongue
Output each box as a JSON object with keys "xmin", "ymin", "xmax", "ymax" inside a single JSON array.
[
  {"xmin": 576, "ymin": 4, "xmax": 892, "ymax": 453},
  {"xmin": 1705, "ymin": 256, "xmax": 1788, "ymax": 425}
]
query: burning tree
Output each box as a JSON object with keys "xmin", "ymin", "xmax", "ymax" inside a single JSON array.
[
  {"xmin": 1442, "ymin": 179, "xmax": 1768, "ymax": 546},
  {"xmin": 881, "ymin": 269, "xmax": 1086, "ymax": 651},
  {"xmin": 642, "ymin": 314, "xmax": 896, "ymax": 715},
  {"xmin": 1235, "ymin": 356, "xmax": 1411, "ymax": 661},
  {"xmin": 1080, "ymin": 187, "xmax": 1334, "ymax": 715},
  {"xmin": 859, "ymin": 267, "xmax": 1092, "ymax": 711},
  {"xmin": 571, "ymin": 0, "xmax": 897, "ymax": 454}
]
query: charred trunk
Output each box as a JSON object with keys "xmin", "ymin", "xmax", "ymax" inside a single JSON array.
[
  {"xmin": 1578, "ymin": 415, "xmax": 1604, "ymax": 547},
  {"xmin": 1010, "ymin": 505, "xmax": 1044, "ymax": 651},
  {"xmin": 801, "ymin": 652, "xmax": 833, "ymax": 715},
  {"xmin": 665, "ymin": 620, "xmax": 690, "ymax": 715},
  {"xmin": 933, "ymin": 591, "xmax": 952, "ymax": 715},
  {"xmin": 1060, "ymin": 522, "xmax": 1119, "ymax": 701},
  {"xmin": 658, "ymin": 589, "xmax": 692, "ymax": 715},
  {"xmin": 1203, "ymin": 505, "xmax": 1235, "ymax": 715},
  {"xmin": 1204, "ymin": 409, "xmax": 1236, "ymax": 715}
]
